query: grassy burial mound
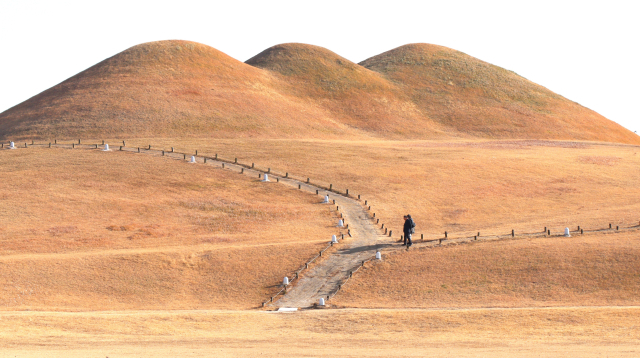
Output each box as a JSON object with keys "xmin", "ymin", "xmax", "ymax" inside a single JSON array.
[
  {"xmin": 122, "ymin": 138, "xmax": 640, "ymax": 240},
  {"xmin": 360, "ymin": 44, "xmax": 639, "ymax": 143},
  {"xmin": 1, "ymin": 40, "xmax": 638, "ymax": 144},
  {"xmin": 246, "ymin": 43, "xmax": 444, "ymax": 137},
  {"xmin": 332, "ymin": 231, "xmax": 640, "ymax": 309},
  {"xmin": 0, "ymin": 148, "xmax": 335, "ymax": 310}
]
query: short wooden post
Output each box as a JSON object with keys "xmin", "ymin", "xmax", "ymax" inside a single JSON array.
[
  {"xmin": 78, "ymin": 139, "xmax": 81, "ymax": 144},
  {"xmin": 196, "ymin": 150, "xmax": 198, "ymax": 155},
  {"xmin": 316, "ymin": 189, "xmax": 319, "ymax": 194},
  {"xmin": 204, "ymin": 157, "xmax": 206, "ymax": 163},
  {"xmin": 252, "ymin": 163, "xmax": 255, "ymax": 168},
  {"xmin": 577, "ymin": 226, "xmax": 581, "ymax": 231},
  {"xmin": 389, "ymin": 230, "xmax": 392, "ymax": 237},
  {"xmin": 364, "ymin": 200, "xmax": 367, "ymax": 205},
  {"xmin": 215, "ymin": 153, "xmax": 218, "ymax": 159},
  {"xmin": 320, "ymin": 250, "xmax": 322, "ymax": 257},
  {"xmin": 581, "ymin": 229, "xmax": 584, "ymax": 235},
  {"xmin": 285, "ymin": 172, "xmax": 288, "ymax": 178},
  {"xmin": 330, "ymin": 184, "xmax": 332, "ymax": 190},
  {"xmin": 183, "ymin": 154, "xmax": 186, "ymax": 160},
  {"xmin": 336, "ymin": 206, "xmax": 339, "ymax": 211},
  {"xmin": 138, "ymin": 147, "xmax": 140, "ymax": 153},
  {"xmin": 421, "ymin": 234, "xmax": 424, "ymax": 241},
  {"xmin": 235, "ymin": 158, "xmax": 237, "ymax": 163},
  {"xmin": 122, "ymin": 141, "xmax": 125, "ymax": 146},
  {"xmin": 544, "ymin": 226, "xmax": 547, "ymax": 232},
  {"xmin": 148, "ymin": 145, "xmax": 151, "ymax": 150},
  {"xmin": 376, "ymin": 219, "xmax": 379, "ymax": 224},
  {"xmin": 102, "ymin": 140, "xmax": 104, "ymax": 145},
  {"xmin": 32, "ymin": 140, "xmax": 34, "ymax": 145},
  {"xmin": 333, "ymin": 199, "xmax": 336, "ymax": 204},
  {"xmin": 384, "ymin": 228, "xmax": 387, "ymax": 234},
  {"xmin": 171, "ymin": 147, "xmax": 174, "ymax": 152},
  {"xmin": 94, "ymin": 144, "xmax": 97, "ymax": 149},
  {"xmin": 307, "ymin": 178, "xmax": 310, "ymax": 183},
  {"xmin": 474, "ymin": 236, "xmax": 477, "ymax": 240},
  {"xmin": 268, "ymin": 168, "xmax": 271, "ymax": 173},
  {"xmin": 342, "ymin": 234, "xmax": 344, "ymax": 240},
  {"xmin": 358, "ymin": 195, "xmax": 361, "ymax": 199},
  {"xmin": 368, "ymin": 206, "xmax": 371, "ymax": 210},
  {"xmin": 119, "ymin": 146, "xmax": 122, "ymax": 151},
  {"xmin": 547, "ymin": 229, "xmax": 551, "ymax": 235},
  {"xmin": 241, "ymin": 168, "xmax": 244, "ymax": 173},
  {"xmin": 444, "ymin": 231, "xmax": 448, "ymax": 239},
  {"xmin": 277, "ymin": 178, "xmax": 279, "ymax": 182},
  {"xmin": 346, "ymin": 189, "xmax": 349, "ymax": 196},
  {"xmin": 477, "ymin": 232, "xmax": 480, "ymax": 237},
  {"xmin": 609, "ymin": 223, "xmax": 612, "ymax": 229},
  {"xmin": 305, "ymin": 263, "xmax": 308, "ymax": 269},
  {"xmin": 298, "ymin": 184, "xmax": 301, "ymax": 189},
  {"xmin": 381, "ymin": 224, "xmax": 384, "ymax": 229},
  {"xmin": 439, "ymin": 239, "xmax": 442, "ymax": 245},
  {"xmin": 72, "ymin": 143, "xmax": 75, "ymax": 148},
  {"xmin": 512, "ymin": 229, "xmax": 515, "ymax": 237},
  {"xmin": 373, "ymin": 213, "xmax": 376, "ymax": 218},
  {"xmin": 55, "ymin": 139, "xmax": 57, "ymax": 144},
  {"xmin": 616, "ymin": 226, "xmax": 619, "ymax": 231},
  {"xmin": 48, "ymin": 143, "xmax": 51, "ymax": 148},
  {"xmin": 162, "ymin": 151, "xmax": 165, "ymax": 156},
  {"xmin": 222, "ymin": 163, "xmax": 225, "ymax": 168}
]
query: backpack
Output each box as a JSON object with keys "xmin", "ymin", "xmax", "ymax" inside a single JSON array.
[{"xmin": 410, "ymin": 219, "xmax": 416, "ymax": 234}]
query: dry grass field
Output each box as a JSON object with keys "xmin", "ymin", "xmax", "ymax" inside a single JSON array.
[
  {"xmin": 2, "ymin": 138, "xmax": 639, "ymax": 356},
  {"xmin": 121, "ymin": 138, "xmax": 640, "ymax": 240},
  {"xmin": 1, "ymin": 308, "xmax": 639, "ymax": 357},
  {"xmin": 0, "ymin": 147, "xmax": 337, "ymax": 310},
  {"xmin": 333, "ymin": 231, "xmax": 640, "ymax": 308}
]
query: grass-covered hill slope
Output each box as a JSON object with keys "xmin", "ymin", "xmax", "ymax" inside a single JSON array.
[
  {"xmin": 1, "ymin": 40, "xmax": 637, "ymax": 144},
  {"xmin": 360, "ymin": 43, "xmax": 639, "ymax": 143}
]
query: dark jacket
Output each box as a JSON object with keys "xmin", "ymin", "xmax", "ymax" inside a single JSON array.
[{"xmin": 403, "ymin": 218, "xmax": 415, "ymax": 235}]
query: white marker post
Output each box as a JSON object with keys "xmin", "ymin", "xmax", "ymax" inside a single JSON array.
[
  {"xmin": 376, "ymin": 251, "xmax": 382, "ymax": 260},
  {"xmin": 331, "ymin": 235, "xmax": 338, "ymax": 244},
  {"xmin": 323, "ymin": 195, "xmax": 329, "ymax": 204},
  {"xmin": 338, "ymin": 219, "xmax": 344, "ymax": 228},
  {"xmin": 190, "ymin": 156, "xmax": 196, "ymax": 163},
  {"xmin": 102, "ymin": 144, "xmax": 110, "ymax": 151},
  {"xmin": 318, "ymin": 298, "xmax": 325, "ymax": 306},
  {"xmin": 9, "ymin": 141, "xmax": 15, "ymax": 149},
  {"xmin": 564, "ymin": 228, "xmax": 571, "ymax": 237},
  {"xmin": 283, "ymin": 277, "xmax": 289, "ymax": 286},
  {"xmin": 262, "ymin": 174, "xmax": 270, "ymax": 182}
]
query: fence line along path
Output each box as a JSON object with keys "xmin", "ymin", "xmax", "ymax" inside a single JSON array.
[{"xmin": 271, "ymin": 180, "xmax": 386, "ymax": 308}]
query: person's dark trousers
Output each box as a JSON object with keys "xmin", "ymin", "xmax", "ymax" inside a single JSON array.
[{"xmin": 406, "ymin": 233, "xmax": 412, "ymax": 246}]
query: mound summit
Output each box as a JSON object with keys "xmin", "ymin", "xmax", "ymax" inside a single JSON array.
[{"xmin": 1, "ymin": 40, "xmax": 637, "ymax": 144}]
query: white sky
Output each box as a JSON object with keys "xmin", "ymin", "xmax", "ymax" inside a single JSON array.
[{"xmin": 1, "ymin": 0, "xmax": 638, "ymax": 134}]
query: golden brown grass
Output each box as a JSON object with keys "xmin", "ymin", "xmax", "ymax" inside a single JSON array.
[
  {"xmin": 0, "ymin": 147, "xmax": 337, "ymax": 310},
  {"xmin": 333, "ymin": 231, "xmax": 640, "ymax": 308},
  {"xmin": 121, "ymin": 138, "xmax": 640, "ymax": 240},
  {"xmin": 1, "ymin": 40, "xmax": 637, "ymax": 144},
  {"xmin": 1, "ymin": 308, "xmax": 639, "ymax": 357}
]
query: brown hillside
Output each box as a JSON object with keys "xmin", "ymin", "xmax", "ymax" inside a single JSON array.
[
  {"xmin": 0, "ymin": 41, "xmax": 358, "ymax": 140},
  {"xmin": 360, "ymin": 43, "xmax": 639, "ymax": 143},
  {"xmin": 246, "ymin": 43, "xmax": 444, "ymax": 137},
  {"xmin": 1, "ymin": 40, "xmax": 637, "ymax": 143}
]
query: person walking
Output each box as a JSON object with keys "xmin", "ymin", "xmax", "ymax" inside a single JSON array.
[{"xmin": 403, "ymin": 214, "xmax": 415, "ymax": 246}]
